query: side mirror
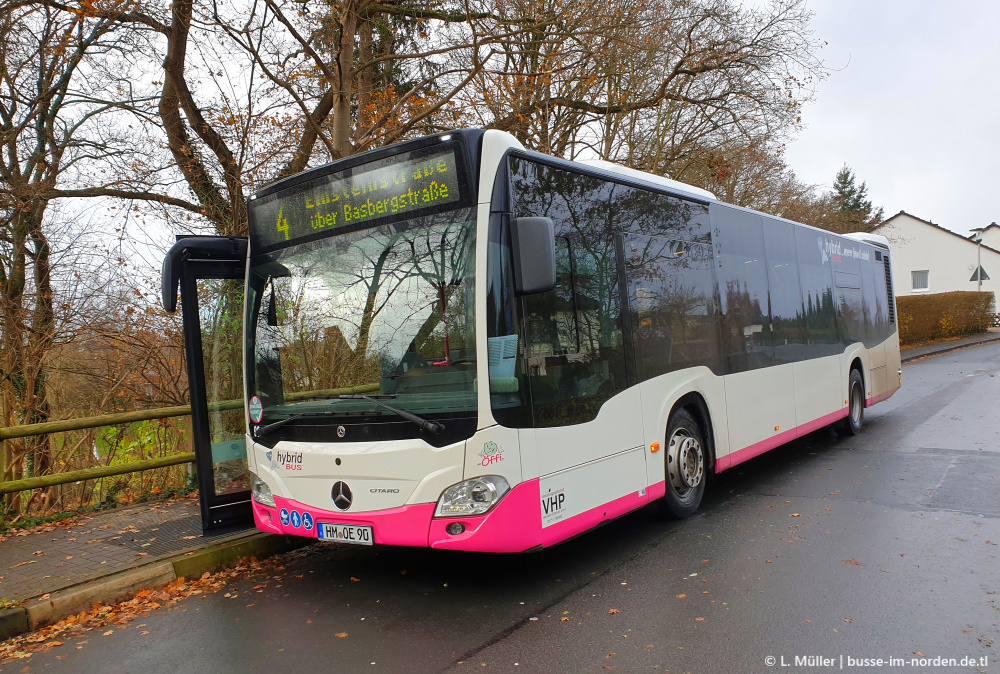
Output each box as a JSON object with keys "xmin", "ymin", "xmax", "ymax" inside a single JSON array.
[{"xmin": 510, "ymin": 216, "xmax": 556, "ymax": 295}]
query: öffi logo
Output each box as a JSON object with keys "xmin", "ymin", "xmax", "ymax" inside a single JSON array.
[{"xmin": 478, "ymin": 441, "xmax": 504, "ymax": 467}]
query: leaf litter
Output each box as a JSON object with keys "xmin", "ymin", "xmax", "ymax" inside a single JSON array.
[{"xmin": 0, "ymin": 548, "xmax": 309, "ymax": 666}]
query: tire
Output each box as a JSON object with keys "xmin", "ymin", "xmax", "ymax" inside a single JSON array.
[
  {"xmin": 657, "ymin": 408, "xmax": 707, "ymax": 519},
  {"xmin": 839, "ymin": 369, "xmax": 865, "ymax": 436}
]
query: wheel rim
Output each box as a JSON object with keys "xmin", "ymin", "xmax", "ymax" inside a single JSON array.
[
  {"xmin": 850, "ymin": 381, "xmax": 863, "ymax": 426},
  {"xmin": 667, "ymin": 428, "xmax": 704, "ymax": 496}
]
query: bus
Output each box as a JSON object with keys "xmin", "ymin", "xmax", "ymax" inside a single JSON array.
[{"xmin": 166, "ymin": 129, "xmax": 900, "ymax": 550}]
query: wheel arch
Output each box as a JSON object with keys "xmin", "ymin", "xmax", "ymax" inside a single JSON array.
[
  {"xmin": 668, "ymin": 392, "xmax": 717, "ymax": 474},
  {"xmin": 850, "ymin": 356, "xmax": 865, "ymax": 390}
]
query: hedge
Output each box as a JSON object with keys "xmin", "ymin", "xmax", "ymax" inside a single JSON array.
[{"xmin": 896, "ymin": 291, "xmax": 995, "ymax": 345}]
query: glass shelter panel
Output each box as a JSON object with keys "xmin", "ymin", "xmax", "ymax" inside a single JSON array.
[{"xmin": 197, "ymin": 278, "xmax": 250, "ymax": 497}]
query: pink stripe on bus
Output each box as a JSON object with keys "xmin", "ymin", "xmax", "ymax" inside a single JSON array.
[
  {"xmin": 538, "ymin": 482, "xmax": 662, "ymax": 548},
  {"xmin": 715, "ymin": 407, "xmax": 849, "ymax": 473},
  {"xmin": 865, "ymin": 386, "xmax": 899, "ymax": 408}
]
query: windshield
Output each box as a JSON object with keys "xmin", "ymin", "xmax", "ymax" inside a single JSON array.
[{"xmin": 246, "ymin": 209, "xmax": 477, "ymax": 427}]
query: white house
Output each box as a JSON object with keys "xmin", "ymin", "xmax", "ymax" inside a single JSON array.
[
  {"xmin": 871, "ymin": 211, "xmax": 1000, "ymax": 301},
  {"xmin": 972, "ymin": 221, "xmax": 1000, "ymax": 250}
]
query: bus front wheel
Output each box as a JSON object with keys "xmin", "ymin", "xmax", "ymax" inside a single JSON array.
[
  {"xmin": 839, "ymin": 369, "xmax": 865, "ymax": 436},
  {"xmin": 658, "ymin": 408, "xmax": 706, "ymax": 519}
]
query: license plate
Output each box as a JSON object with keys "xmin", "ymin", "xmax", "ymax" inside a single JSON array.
[{"xmin": 318, "ymin": 523, "xmax": 373, "ymax": 546}]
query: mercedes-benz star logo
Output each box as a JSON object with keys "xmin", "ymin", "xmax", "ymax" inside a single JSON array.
[
  {"xmin": 331, "ymin": 481, "xmax": 352, "ymax": 511},
  {"xmin": 337, "ymin": 425, "xmax": 346, "ymax": 438}
]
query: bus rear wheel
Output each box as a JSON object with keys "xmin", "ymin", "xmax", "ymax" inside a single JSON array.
[
  {"xmin": 838, "ymin": 369, "xmax": 865, "ymax": 436},
  {"xmin": 658, "ymin": 408, "xmax": 706, "ymax": 519}
]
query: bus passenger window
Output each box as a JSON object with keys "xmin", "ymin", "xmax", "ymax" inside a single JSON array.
[
  {"xmin": 508, "ymin": 157, "xmax": 626, "ymax": 427},
  {"xmin": 624, "ymin": 235, "xmax": 722, "ymax": 380},
  {"xmin": 712, "ymin": 205, "xmax": 774, "ymax": 373}
]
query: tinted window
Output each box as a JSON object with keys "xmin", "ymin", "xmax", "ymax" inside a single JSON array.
[
  {"xmin": 509, "ymin": 158, "xmax": 627, "ymax": 427},
  {"xmin": 831, "ymin": 241, "xmax": 870, "ymax": 346},
  {"xmin": 486, "ymin": 214, "xmax": 530, "ymax": 426},
  {"xmin": 857, "ymin": 248, "xmax": 880, "ymax": 347},
  {"xmin": 624, "ymin": 234, "xmax": 722, "ymax": 379},
  {"xmin": 763, "ymin": 218, "xmax": 807, "ymax": 363},
  {"xmin": 712, "ymin": 205, "xmax": 773, "ymax": 372},
  {"xmin": 795, "ymin": 227, "xmax": 840, "ymax": 357},
  {"xmin": 611, "ymin": 183, "xmax": 712, "ymax": 244}
]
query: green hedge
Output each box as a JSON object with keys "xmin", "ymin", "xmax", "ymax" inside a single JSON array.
[{"xmin": 896, "ymin": 291, "xmax": 995, "ymax": 345}]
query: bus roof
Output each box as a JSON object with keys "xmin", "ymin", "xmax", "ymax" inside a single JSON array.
[{"xmin": 576, "ymin": 158, "xmax": 717, "ymax": 201}]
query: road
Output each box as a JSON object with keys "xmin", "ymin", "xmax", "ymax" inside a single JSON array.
[{"xmin": 21, "ymin": 344, "xmax": 1000, "ymax": 673}]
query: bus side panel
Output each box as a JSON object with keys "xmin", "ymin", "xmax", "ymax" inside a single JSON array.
[
  {"xmin": 537, "ymin": 447, "xmax": 647, "ymax": 534},
  {"xmin": 722, "ymin": 363, "xmax": 797, "ymax": 466},
  {"xmin": 532, "ymin": 387, "xmax": 645, "ymax": 478},
  {"xmin": 792, "ymin": 355, "xmax": 845, "ymax": 431},
  {"xmin": 638, "ymin": 367, "xmax": 729, "ymax": 481}
]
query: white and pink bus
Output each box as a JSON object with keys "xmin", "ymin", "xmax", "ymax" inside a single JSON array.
[{"xmin": 237, "ymin": 129, "xmax": 899, "ymax": 551}]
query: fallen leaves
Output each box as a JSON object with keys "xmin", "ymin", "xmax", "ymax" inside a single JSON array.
[
  {"xmin": 694, "ymin": 617, "xmax": 705, "ymax": 622},
  {"xmin": 335, "ymin": 632, "xmax": 348, "ymax": 638},
  {"xmin": 0, "ymin": 549, "xmax": 308, "ymax": 667},
  {"xmin": 841, "ymin": 559, "xmax": 865, "ymax": 566},
  {"xmin": 676, "ymin": 594, "xmax": 686, "ymax": 599},
  {"xmin": 8, "ymin": 561, "xmax": 37, "ymax": 569},
  {"xmin": 608, "ymin": 609, "xmax": 621, "ymax": 615},
  {"xmin": 790, "ymin": 513, "xmax": 801, "ymax": 518},
  {"xmin": 560, "ymin": 617, "xmax": 570, "ymax": 621}
]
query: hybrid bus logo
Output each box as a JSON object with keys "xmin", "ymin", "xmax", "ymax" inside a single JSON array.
[
  {"xmin": 479, "ymin": 441, "xmax": 504, "ymax": 467},
  {"xmin": 276, "ymin": 451, "xmax": 303, "ymax": 471}
]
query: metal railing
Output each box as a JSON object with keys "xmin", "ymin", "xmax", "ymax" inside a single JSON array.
[{"xmin": 0, "ymin": 383, "xmax": 378, "ymax": 496}]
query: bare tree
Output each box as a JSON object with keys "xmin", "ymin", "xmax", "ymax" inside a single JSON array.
[{"xmin": 457, "ymin": 0, "xmax": 825, "ymax": 172}]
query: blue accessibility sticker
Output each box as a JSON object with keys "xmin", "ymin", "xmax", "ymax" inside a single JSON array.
[
  {"xmin": 279, "ymin": 508, "xmax": 290, "ymax": 526},
  {"xmin": 290, "ymin": 510, "xmax": 302, "ymax": 529},
  {"xmin": 301, "ymin": 512, "xmax": 314, "ymax": 531}
]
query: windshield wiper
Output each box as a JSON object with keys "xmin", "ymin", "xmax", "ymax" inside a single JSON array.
[
  {"xmin": 253, "ymin": 411, "xmax": 331, "ymax": 438},
  {"xmin": 336, "ymin": 394, "xmax": 444, "ymax": 434}
]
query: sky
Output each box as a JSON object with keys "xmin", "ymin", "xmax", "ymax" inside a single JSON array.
[{"xmin": 783, "ymin": 0, "xmax": 1000, "ymax": 235}]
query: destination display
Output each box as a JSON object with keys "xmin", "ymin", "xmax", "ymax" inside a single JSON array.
[{"xmin": 249, "ymin": 146, "xmax": 465, "ymax": 249}]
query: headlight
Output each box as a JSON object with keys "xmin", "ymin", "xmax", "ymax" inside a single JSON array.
[
  {"xmin": 251, "ymin": 472, "xmax": 275, "ymax": 507},
  {"xmin": 435, "ymin": 475, "xmax": 510, "ymax": 517}
]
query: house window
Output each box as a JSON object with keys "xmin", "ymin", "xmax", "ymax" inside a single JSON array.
[{"xmin": 911, "ymin": 270, "xmax": 929, "ymax": 291}]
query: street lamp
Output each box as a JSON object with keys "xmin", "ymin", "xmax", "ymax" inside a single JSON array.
[{"xmin": 970, "ymin": 225, "xmax": 989, "ymax": 291}]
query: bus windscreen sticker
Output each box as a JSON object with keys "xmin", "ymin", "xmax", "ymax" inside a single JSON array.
[{"xmin": 248, "ymin": 396, "xmax": 263, "ymax": 423}]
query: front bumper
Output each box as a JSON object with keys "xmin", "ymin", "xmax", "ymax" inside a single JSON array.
[{"xmin": 252, "ymin": 479, "xmax": 545, "ymax": 553}]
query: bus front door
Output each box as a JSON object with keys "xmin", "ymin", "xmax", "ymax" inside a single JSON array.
[{"xmin": 162, "ymin": 236, "xmax": 252, "ymax": 533}]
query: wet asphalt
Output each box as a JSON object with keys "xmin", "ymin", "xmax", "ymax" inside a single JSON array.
[{"xmin": 21, "ymin": 343, "xmax": 1000, "ymax": 673}]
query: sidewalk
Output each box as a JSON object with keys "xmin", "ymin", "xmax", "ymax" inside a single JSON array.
[
  {"xmin": 0, "ymin": 497, "xmax": 309, "ymax": 639},
  {"xmin": 900, "ymin": 327, "xmax": 1000, "ymax": 362}
]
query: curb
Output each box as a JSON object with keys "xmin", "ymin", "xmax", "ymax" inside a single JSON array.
[
  {"xmin": 0, "ymin": 532, "xmax": 310, "ymax": 641},
  {"xmin": 900, "ymin": 335, "xmax": 1000, "ymax": 363}
]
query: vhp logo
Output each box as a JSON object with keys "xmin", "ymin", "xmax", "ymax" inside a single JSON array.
[{"xmin": 542, "ymin": 491, "xmax": 565, "ymax": 515}]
